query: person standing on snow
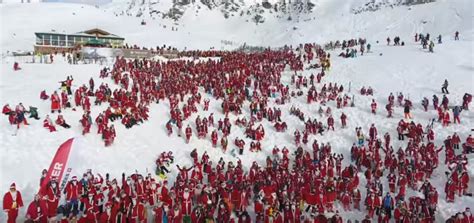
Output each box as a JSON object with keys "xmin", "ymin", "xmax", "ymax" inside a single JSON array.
[
  {"xmin": 429, "ymin": 41, "xmax": 434, "ymax": 53},
  {"xmin": 3, "ymin": 183, "xmax": 24, "ymax": 223},
  {"xmin": 404, "ymin": 101, "xmax": 412, "ymax": 119},
  {"xmin": 442, "ymin": 79, "xmax": 449, "ymax": 94},
  {"xmin": 421, "ymin": 97, "xmax": 429, "ymax": 111},
  {"xmin": 452, "ymin": 106, "xmax": 462, "ymax": 124},
  {"xmin": 371, "ymin": 99, "xmax": 377, "ymax": 114}
]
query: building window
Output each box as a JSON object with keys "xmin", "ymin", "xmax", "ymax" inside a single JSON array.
[
  {"xmin": 44, "ymin": 35, "xmax": 51, "ymax": 45},
  {"xmin": 67, "ymin": 36, "xmax": 74, "ymax": 47},
  {"xmin": 51, "ymin": 35, "xmax": 59, "ymax": 46},
  {"xmin": 36, "ymin": 35, "xmax": 43, "ymax": 45},
  {"xmin": 59, "ymin": 35, "xmax": 66, "ymax": 46}
]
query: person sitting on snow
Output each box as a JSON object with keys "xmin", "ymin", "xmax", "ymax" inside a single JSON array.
[
  {"xmin": 2, "ymin": 103, "xmax": 13, "ymax": 115},
  {"xmin": 55, "ymin": 115, "xmax": 70, "ymax": 129},
  {"xmin": 13, "ymin": 62, "xmax": 21, "ymax": 71},
  {"xmin": 43, "ymin": 115, "xmax": 56, "ymax": 132},
  {"xmin": 40, "ymin": 90, "xmax": 49, "ymax": 100},
  {"xmin": 27, "ymin": 106, "xmax": 40, "ymax": 120}
]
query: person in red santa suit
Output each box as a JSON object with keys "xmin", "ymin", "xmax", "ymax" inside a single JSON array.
[
  {"xmin": 387, "ymin": 171, "xmax": 397, "ymax": 193},
  {"xmin": 361, "ymin": 215, "xmax": 372, "ymax": 223},
  {"xmin": 3, "ymin": 183, "xmax": 24, "ymax": 223},
  {"xmin": 185, "ymin": 125, "xmax": 192, "ymax": 143},
  {"xmin": 43, "ymin": 179, "xmax": 60, "ymax": 221},
  {"xmin": 25, "ymin": 193, "xmax": 48, "ymax": 223},
  {"xmin": 365, "ymin": 193, "xmax": 376, "ymax": 218},
  {"xmin": 55, "ymin": 114, "xmax": 70, "ymax": 129},
  {"xmin": 341, "ymin": 191, "xmax": 352, "ymax": 211},
  {"xmin": 51, "ymin": 91, "xmax": 61, "ymax": 113},
  {"xmin": 459, "ymin": 171, "xmax": 469, "ymax": 196},
  {"xmin": 238, "ymin": 211, "xmax": 251, "ymax": 223},
  {"xmin": 43, "ymin": 115, "xmax": 57, "ymax": 132},
  {"xmin": 211, "ymin": 130, "xmax": 218, "ymax": 148},
  {"xmin": 282, "ymin": 204, "xmax": 294, "ymax": 223},
  {"xmin": 104, "ymin": 125, "xmax": 116, "ymax": 147},
  {"xmin": 463, "ymin": 208, "xmax": 473, "ymax": 223},
  {"xmin": 2, "ymin": 103, "xmax": 13, "ymax": 115},
  {"xmin": 79, "ymin": 192, "xmax": 98, "ymax": 223},
  {"xmin": 255, "ymin": 125, "xmax": 264, "ymax": 141},
  {"xmin": 61, "ymin": 91, "xmax": 69, "ymax": 109},
  {"xmin": 221, "ymin": 136, "xmax": 228, "ymax": 152},
  {"xmin": 325, "ymin": 182, "xmax": 337, "ymax": 212},
  {"xmin": 204, "ymin": 99, "xmax": 210, "ymax": 111},
  {"xmin": 98, "ymin": 202, "xmax": 113, "ymax": 223},
  {"xmin": 237, "ymin": 188, "xmax": 250, "ymax": 212},
  {"xmin": 216, "ymin": 201, "xmax": 230, "ymax": 223},
  {"xmin": 40, "ymin": 90, "xmax": 49, "ymax": 100},
  {"xmin": 340, "ymin": 112, "xmax": 347, "ymax": 128},
  {"xmin": 65, "ymin": 176, "xmax": 81, "ymax": 215},
  {"xmin": 254, "ymin": 197, "xmax": 264, "ymax": 220},
  {"xmin": 80, "ymin": 112, "xmax": 91, "ymax": 135},
  {"xmin": 129, "ymin": 196, "xmax": 146, "ymax": 223},
  {"xmin": 371, "ymin": 99, "xmax": 377, "ymax": 114},
  {"xmin": 445, "ymin": 179, "xmax": 457, "ymax": 202},
  {"xmin": 452, "ymin": 133, "xmax": 461, "ymax": 150},
  {"xmin": 369, "ymin": 124, "xmax": 378, "ymax": 142},
  {"xmin": 153, "ymin": 202, "xmax": 166, "ymax": 223},
  {"xmin": 170, "ymin": 204, "xmax": 183, "ymax": 223},
  {"xmin": 331, "ymin": 211, "xmax": 343, "ymax": 223},
  {"xmin": 443, "ymin": 111, "xmax": 450, "ymax": 127},
  {"xmin": 272, "ymin": 208, "xmax": 284, "ymax": 223},
  {"xmin": 82, "ymin": 96, "xmax": 91, "ymax": 112},
  {"xmin": 180, "ymin": 187, "xmax": 193, "ymax": 218},
  {"xmin": 327, "ymin": 115, "xmax": 335, "ymax": 131}
]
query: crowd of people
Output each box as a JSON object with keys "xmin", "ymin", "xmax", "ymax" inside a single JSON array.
[
  {"xmin": 3, "ymin": 32, "xmax": 473, "ymax": 223},
  {"xmin": 4, "ymin": 120, "xmax": 472, "ymax": 222}
]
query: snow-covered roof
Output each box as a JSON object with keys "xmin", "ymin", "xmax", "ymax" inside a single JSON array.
[
  {"xmin": 35, "ymin": 28, "xmax": 124, "ymax": 40},
  {"xmin": 73, "ymin": 28, "xmax": 124, "ymax": 39}
]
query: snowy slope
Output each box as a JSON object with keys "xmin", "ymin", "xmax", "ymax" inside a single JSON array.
[
  {"xmin": 2, "ymin": 0, "xmax": 472, "ymax": 53},
  {"xmin": 1, "ymin": 0, "xmax": 474, "ymax": 222}
]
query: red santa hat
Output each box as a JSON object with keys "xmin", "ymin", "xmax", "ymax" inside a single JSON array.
[
  {"xmin": 10, "ymin": 183, "xmax": 16, "ymax": 189},
  {"xmin": 105, "ymin": 202, "xmax": 112, "ymax": 208}
]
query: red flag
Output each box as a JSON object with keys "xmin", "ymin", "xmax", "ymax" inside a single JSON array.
[{"xmin": 39, "ymin": 138, "xmax": 74, "ymax": 195}]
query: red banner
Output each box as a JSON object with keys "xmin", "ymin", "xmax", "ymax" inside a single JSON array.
[{"xmin": 39, "ymin": 138, "xmax": 74, "ymax": 195}]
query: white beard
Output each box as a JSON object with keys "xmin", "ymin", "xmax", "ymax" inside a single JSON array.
[
  {"xmin": 183, "ymin": 192, "xmax": 190, "ymax": 199},
  {"xmin": 10, "ymin": 191, "xmax": 17, "ymax": 200}
]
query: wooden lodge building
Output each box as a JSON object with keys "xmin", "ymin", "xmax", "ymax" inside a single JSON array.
[{"xmin": 34, "ymin": 28, "xmax": 125, "ymax": 54}]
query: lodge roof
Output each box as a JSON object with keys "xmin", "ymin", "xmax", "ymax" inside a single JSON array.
[{"xmin": 35, "ymin": 28, "xmax": 124, "ymax": 40}]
